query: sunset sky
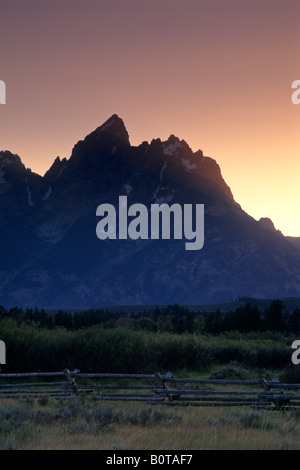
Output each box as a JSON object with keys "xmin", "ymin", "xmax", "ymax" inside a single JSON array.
[{"xmin": 0, "ymin": 0, "xmax": 299, "ymax": 235}]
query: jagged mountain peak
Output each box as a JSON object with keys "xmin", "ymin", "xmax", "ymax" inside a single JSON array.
[
  {"xmin": 0, "ymin": 150, "xmax": 23, "ymax": 167},
  {"xmin": 44, "ymin": 156, "xmax": 67, "ymax": 181},
  {"xmin": 68, "ymin": 114, "xmax": 130, "ymax": 166},
  {"xmin": 0, "ymin": 151, "xmax": 44, "ymax": 182},
  {"xmin": 162, "ymin": 135, "xmax": 191, "ymax": 155},
  {"xmin": 1, "ymin": 117, "xmax": 300, "ymax": 307},
  {"xmin": 42, "ymin": 115, "xmax": 237, "ymax": 206},
  {"xmin": 258, "ymin": 217, "xmax": 281, "ymax": 233},
  {"xmin": 89, "ymin": 113, "xmax": 130, "ymax": 145},
  {"xmin": 0, "ymin": 150, "xmax": 36, "ymax": 185},
  {"xmin": 166, "ymin": 134, "xmax": 181, "ymax": 144}
]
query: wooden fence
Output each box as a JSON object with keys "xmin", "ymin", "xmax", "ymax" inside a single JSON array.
[{"xmin": 0, "ymin": 369, "xmax": 300, "ymax": 411}]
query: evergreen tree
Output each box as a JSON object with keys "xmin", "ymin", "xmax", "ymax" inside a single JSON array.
[
  {"xmin": 289, "ymin": 307, "xmax": 300, "ymax": 334},
  {"xmin": 263, "ymin": 299, "xmax": 286, "ymax": 332}
]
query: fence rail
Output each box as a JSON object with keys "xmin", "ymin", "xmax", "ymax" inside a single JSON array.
[{"xmin": 0, "ymin": 369, "xmax": 300, "ymax": 411}]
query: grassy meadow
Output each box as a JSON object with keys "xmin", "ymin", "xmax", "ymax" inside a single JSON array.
[
  {"xmin": 1, "ymin": 395, "xmax": 300, "ymax": 450},
  {"xmin": 1, "ymin": 301, "xmax": 300, "ymax": 450}
]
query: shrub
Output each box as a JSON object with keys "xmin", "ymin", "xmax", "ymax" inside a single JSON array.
[
  {"xmin": 238, "ymin": 410, "xmax": 273, "ymax": 430},
  {"xmin": 210, "ymin": 366, "xmax": 250, "ymax": 380},
  {"xmin": 280, "ymin": 365, "xmax": 300, "ymax": 384}
]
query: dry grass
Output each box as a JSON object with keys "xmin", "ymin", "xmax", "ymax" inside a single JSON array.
[{"xmin": 1, "ymin": 398, "xmax": 300, "ymax": 450}]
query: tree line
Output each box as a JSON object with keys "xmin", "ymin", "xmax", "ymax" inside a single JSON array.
[{"xmin": 0, "ymin": 300, "xmax": 300, "ymax": 335}]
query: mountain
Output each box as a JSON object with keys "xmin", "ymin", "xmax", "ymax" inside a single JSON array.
[
  {"xmin": 1, "ymin": 114, "xmax": 300, "ymax": 308},
  {"xmin": 258, "ymin": 217, "xmax": 281, "ymax": 233},
  {"xmin": 286, "ymin": 237, "xmax": 300, "ymax": 251},
  {"xmin": 258, "ymin": 218, "xmax": 300, "ymax": 252}
]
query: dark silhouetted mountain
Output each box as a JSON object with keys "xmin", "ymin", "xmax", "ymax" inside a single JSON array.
[
  {"xmin": 287, "ymin": 237, "xmax": 300, "ymax": 251},
  {"xmin": 0, "ymin": 114, "xmax": 300, "ymax": 308},
  {"xmin": 258, "ymin": 217, "xmax": 276, "ymax": 231},
  {"xmin": 0, "ymin": 150, "xmax": 45, "ymax": 226},
  {"xmin": 44, "ymin": 156, "xmax": 68, "ymax": 182}
]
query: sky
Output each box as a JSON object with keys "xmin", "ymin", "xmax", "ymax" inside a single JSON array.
[{"xmin": 0, "ymin": 0, "xmax": 299, "ymax": 236}]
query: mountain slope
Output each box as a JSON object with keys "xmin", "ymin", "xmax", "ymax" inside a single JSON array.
[
  {"xmin": 286, "ymin": 237, "xmax": 300, "ymax": 251},
  {"xmin": 0, "ymin": 114, "xmax": 300, "ymax": 308}
]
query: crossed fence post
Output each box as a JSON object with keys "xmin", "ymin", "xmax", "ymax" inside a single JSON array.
[{"xmin": 63, "ymin": 368, "xmax": 80, "ymax": 396}]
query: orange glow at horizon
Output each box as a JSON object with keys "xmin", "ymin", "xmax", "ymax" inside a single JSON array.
[{"xmin": 0, "ymin": 0, "xmax": 299, "ymax": 236}]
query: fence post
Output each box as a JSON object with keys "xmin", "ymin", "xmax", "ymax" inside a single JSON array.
[
  {"xmin": 259, "ymin": 377, "xmax": 270, "ymax": 391},
  {"xmin": 63, "ymin": 368, "xmax": 79, "ymax": 396},
  {"xmin": 155, "ymin": 372, "xmax": 179, "ymax": 401}
]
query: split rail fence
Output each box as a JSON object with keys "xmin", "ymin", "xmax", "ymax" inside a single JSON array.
[{"xmin": 1, "ymin": 369, "xmax": 300, "ymax": 411}]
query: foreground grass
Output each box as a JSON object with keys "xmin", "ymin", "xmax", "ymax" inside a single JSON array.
[{"xmin": 1, "ymin": 397, "xmax": 300, "ymax": 450}]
